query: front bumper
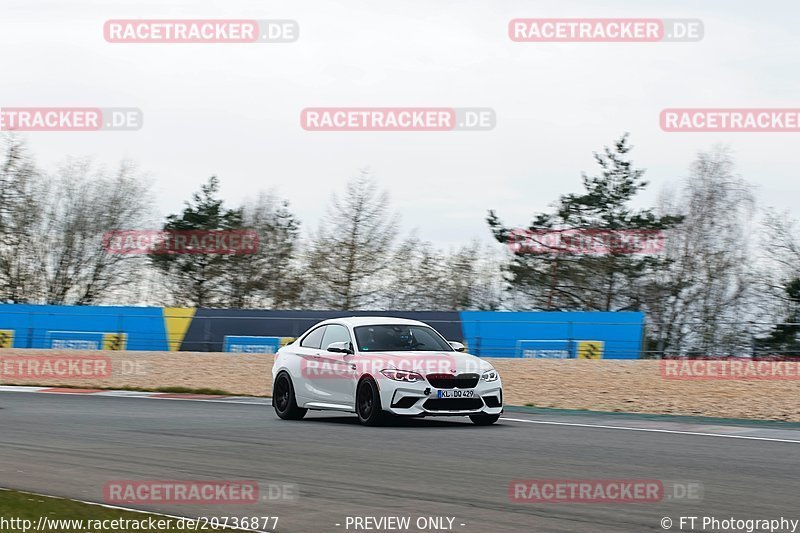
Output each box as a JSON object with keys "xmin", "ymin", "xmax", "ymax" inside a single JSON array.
[{"xmin": 379, "ymin": 377, "xmax": 503, "ymax": 417}]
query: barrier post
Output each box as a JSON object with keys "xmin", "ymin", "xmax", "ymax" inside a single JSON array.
[
  {"xmin": 203, "ymin": 317, "xmax": 211, "ymax": 352},
  {"xmin": 568, "ymin": 321, "xmax": 574, "ymax": 358},
  {"xmin": 27, "ymin": 312, "xmax": 34, "ymax": 348}
]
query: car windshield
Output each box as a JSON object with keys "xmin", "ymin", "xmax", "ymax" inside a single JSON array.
[{"xmin": 353, "ymin": 324, "xmax": 453, "ymax": 352}]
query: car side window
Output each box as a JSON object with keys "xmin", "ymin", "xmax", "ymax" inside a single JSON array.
[
  {"xmin": 321, "ymin": 324, "xmax": 351, "ymax": 350},
  {"xmin": 300, "ymin": 326, "xmax": 326, "ymax": 349}
]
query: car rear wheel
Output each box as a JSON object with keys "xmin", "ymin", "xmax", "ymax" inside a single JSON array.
[
  {"xmin": 356, "ymin": 377, "xmax": 386, "ymax": 426},
  {"xmin": 469, "ymin": 413, "xmax": 500, "ymax": 425},
  {"xmin": 273, "ymin": 373, "xmax": 307, "ymax": 420}
]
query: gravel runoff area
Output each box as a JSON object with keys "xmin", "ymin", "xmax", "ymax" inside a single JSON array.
[{"xmin": 1, "ymin": 350, "xmax": 799, "ymax": 421}]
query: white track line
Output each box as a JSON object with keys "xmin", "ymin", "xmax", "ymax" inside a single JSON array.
[
  {"xmin": 114, "ymin": 396, "xmax": 267, "ymax": 405},
  {"xmin": 0, "ymin": 487, "xmax": 272, "ymax": 533},
  {"xmin": 500, "ymin": 417, "xmax": 800, "ymax": 444},
  {"xmin": 0, "ymin": 388, "xmax": 267, "ymax": 405}
]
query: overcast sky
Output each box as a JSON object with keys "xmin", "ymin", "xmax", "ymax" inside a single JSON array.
[{"xmin": 2, "ymin": 0, "xmax": 799, "ymax": 247}]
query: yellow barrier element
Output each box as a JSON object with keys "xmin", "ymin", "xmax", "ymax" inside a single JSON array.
[
  {"xmin": 103, "ymin": 332, "xmax": 127, "ymax": 351},
  {"xmin": 0, "ymin": 329, "xmax": 14, "ymax": 348},
  {"xmin": 577, "ymin": 340, "xmax": 604, "ymax": 359},
  {"xmin": 164, "ymin": 308, "xmax": 196, "ymax": 351}
]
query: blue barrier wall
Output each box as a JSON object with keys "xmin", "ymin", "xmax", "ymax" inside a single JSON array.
[
  {"xmin": 0, "ymin": 305, "xmax": 645, "ymax": 358},
  {"xmin": 458, "ymin": 311, "xmax": 644, "ymax": 359},
  {"xmin": 0, "ymin": 305, "xmax": 168, "ymax": 350}
]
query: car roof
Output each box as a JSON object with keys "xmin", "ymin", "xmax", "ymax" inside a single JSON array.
[{"xmin": 318, "ymin": 316, "xmax": 429, "ymax": 328}]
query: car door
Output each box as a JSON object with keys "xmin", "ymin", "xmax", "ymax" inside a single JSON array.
[
  {"xmin": 315, "ymin": 324, "xmax": 358, "ymax": 408},
  {"xmin": 292, "ymin": 325, "xmax": 327, "ymax": 402}
]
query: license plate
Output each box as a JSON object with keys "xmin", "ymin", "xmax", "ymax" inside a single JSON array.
[{"xmin": 437, "ymin": 389, "xmax": 475, "ymax": 398}]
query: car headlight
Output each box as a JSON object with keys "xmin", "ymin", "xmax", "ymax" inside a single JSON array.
[
  {"xmin": 481, "ymin": 369, "xmax": 500, "ymax": 382},
  {"xmin": 380, "ymin": 369, "xmax": 425, "ymax": 382}
]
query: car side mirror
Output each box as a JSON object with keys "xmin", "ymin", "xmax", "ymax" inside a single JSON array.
[
  {"xmin": 449, "ymin": 341, "xmax": 465, "ymax": 352},
  {"xmin": 326, "ymin": 341, "xmax": 353, "ymax": 354}
]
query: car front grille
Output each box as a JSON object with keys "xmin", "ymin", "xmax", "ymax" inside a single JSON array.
[
  {"xmin": 426, "ymin": 373, "xmax": 480, "ymax": 389},
  {"xmin": 423, "ymin": 398, "xmax": 484, "ymax": 411}
]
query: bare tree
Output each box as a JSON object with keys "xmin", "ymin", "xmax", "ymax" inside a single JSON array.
[
  {"xmin": 303, "ymin": 170, "xmax": 399, "ymax": 310},
  {"xmin": 34, "ymin": 158, "xmax": 153, "ymax": 304},
  {"xmin": 381, "ymin": 234, "xmax": 443, "ymax": 310},
  {"xmin": 0, "ymin": 136, "xmax": 45, "ymax": 302},
  {"xmin": 437, "ymin": 242, "xmax": 504, "ymax": 310},
  {"xmin": 0, "ymin": 137, "xmax": 154, "ymax": 305},
  {"xmin": 643, "ymin": 147, "xmax": 755, "ymax": 356},
  {"xmin": 754, "ymin": 210, "xmax": 800, "ymax": 353},
  {"xmin": 382, "ymin": 237, "xmax": 505, "ymax": 310},
  {"xmin": 760, "ymin": 210, "xmax": 800, "ymax": 304}
]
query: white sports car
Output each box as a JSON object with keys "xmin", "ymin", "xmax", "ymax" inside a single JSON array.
[{"xmin": 271, "ymin": 317, "xmax": 503, "ymax": 426}]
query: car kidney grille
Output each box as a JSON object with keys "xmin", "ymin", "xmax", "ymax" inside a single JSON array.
[{"xmin": 426, "ymin": 373, "xmax": 480, "ymax": 389}]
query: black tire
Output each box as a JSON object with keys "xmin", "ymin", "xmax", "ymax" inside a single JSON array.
[
  {"xmin": 273, "ymin": 372, "xmax": 307, "ymax": 420},
  {"xmin": 356, "ymin": 377, "xmax": 386, "ymax": 426},
  {"xmin": 469, "ymin": 413, "xmax": 500, "ymax": 426}
]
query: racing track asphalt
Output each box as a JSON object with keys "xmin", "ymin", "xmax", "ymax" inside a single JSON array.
[{"xmin": 1, "ymin": 391, "xmax": 799, "ymax": 533}]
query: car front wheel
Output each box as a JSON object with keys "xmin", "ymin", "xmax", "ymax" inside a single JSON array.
[
  {"xmin": 356, "ymin": 377, "xmax": 386, "ymax": 426},
  {"xmin": 273, "ymin": 373, "xmax": 307, "ymax": 420}
]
